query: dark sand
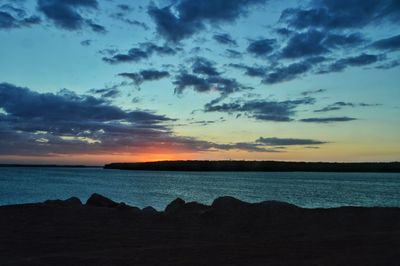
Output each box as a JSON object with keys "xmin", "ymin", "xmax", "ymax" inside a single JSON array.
[{"xmin": 1, "ymin": 194, "xmax": 399, "ymax": 266}]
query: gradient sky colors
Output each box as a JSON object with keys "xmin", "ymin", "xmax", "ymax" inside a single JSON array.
[{"xmin": 0, "ymin": 0, "xmax": 399, "ymax": 165}]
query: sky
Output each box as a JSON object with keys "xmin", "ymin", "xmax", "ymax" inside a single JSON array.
[{"xmin": 0, "ymin": 0, "xmax": 399, "ymax": 165}]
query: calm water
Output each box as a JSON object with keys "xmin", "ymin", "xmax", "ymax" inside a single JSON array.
[{"xmin": 0, "ymin": 167, "xmax": 399, "ymax": 210}]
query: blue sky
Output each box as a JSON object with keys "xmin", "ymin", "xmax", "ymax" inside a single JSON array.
[{"xmin": 0, "ymin": 0, "xmax": 399, "ymax": 164}]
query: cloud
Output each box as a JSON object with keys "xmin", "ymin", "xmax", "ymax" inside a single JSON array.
[
  {"xmin": 322, "ymin": 33, "xmax": 365, "ymax": 48},
  {"xmin": 247, "ymin": 38, "xmax": 276, "ymax": 56},
  {"xmin": 301, "ymin": 89, "xmax": 326, "ymax": 96},
  {"xmin": 88, "ymin": 82, "xmax": 128, "ymax": 98},
  {"xmin": 173, "ymin": 57, "xmax": 252, "ymax": 98},
  {"xmin": 280, "ymin": 0, "xmax": 400, "ymax": 30},
  {"xmin": 230, "ymin": 57, "xmax": 326, "ymax": 84},
  {"xmin": 103, "ymin": 42, "xmax": 177, "ymax": 64},
  {"xmin": 204, "ymin": 97, "xmax": 315, "ymax": 122},
  {"xmin": 80, "ymin": 39, "xmax": 91, "ymax": 46},
  {"xmin": 0, "ymin": 82, "xmax": 282, "ymax": 156},
  {"xmin": 263, "ymin": 61, "xmax": 312, "ymax": 84},
  {"xmin": 229, "ymin": 63, "xmax": 266, "ymax": 77},
  {"xmin": 119, "ymin": 70, "xmax": 170, "ymax": 86},
  {"xmin": 0, "ymin": 6, "xmax": 40, "ymax": 29},
  {"xmin": 256, "ymin": 137, "xmax": 327, "ymax": 146},
  {"xmin": 318, "ymin": 53, "xmax": 382, "ymax": 73},
  {"xmin": 314, "ymin": 101, "xmax": 381, "ymax": 112},
  {"xmin": 300, "ymin": 117, "xmax": 357, "ymax": 123},
  {"xmin": 87, "ymin": 19, "xmax": 106, "ymax": 33},
  {"xmin": 37, "ymin": 0, "xmax": 105, "ymax": 32},
  {"xmin": 281, "ymin": 30, "xmax": 328, "ymax": 59},
  {"xmin": 192, "ymin": 57, "xmax": 220, "ymax": 76},
  {"xmin": 174, "ymin": 72, "xmax": 252, "ymax": 96},
  {"xmin": 148, "ymin": 0, "xmax": 268, "ymax": 42},
  {"xmin": 213, "ymin": 33, "xmax": 237, "ymax": 46},
  {"xmin": 225, "ymin": 49, "xmax": 243, "ymax": 58},
  {"xmin": 110, "ymin": 5, "xmax": 149, "ymax": 30},
  {"xmin": 375, "ymin": 58, "xmax": 400, "ymax": 70},
  {"xmin": 371, "ymin": 34, "xmax": 400, "ymax": 51}
]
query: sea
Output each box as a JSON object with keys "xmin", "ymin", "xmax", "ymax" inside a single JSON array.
[{"xmin": 0, "ymin": 167, "xmax": 399, "ymax": 210}]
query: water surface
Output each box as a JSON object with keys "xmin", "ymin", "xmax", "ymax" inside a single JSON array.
[{"xmin": 0, "ymin": 167, "xmax": 399, "ymax": 210}]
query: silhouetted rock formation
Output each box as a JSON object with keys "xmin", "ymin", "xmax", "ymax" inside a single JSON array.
[
  {"xmin": 165, "ymin": 197, "xmax": 185, "ymax": 213},
  {"xmin": 104, "ymin": 160, "xmax": 400, "ymax": 172},
  {"xmin": 1, "ymin": 193, "xmax": 399, "ymax": 266},
  {"xmin": 86, "ymin": 193, "xmax": 119, "ymax": 208},
  {"xmin": 142, "ymin": 206, "xmax": 158, "ymax": 214},
  {"xmin": 44, "ymin": 197, "xmax": 82, "ymax": 207}
]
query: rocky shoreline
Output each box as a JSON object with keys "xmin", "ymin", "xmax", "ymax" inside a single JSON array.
[{"xmin": 1, "ymin": 194, "xmax": 399, "ymax": 265}]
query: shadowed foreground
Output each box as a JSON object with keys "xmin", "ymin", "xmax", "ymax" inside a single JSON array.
[{"xmin": 1, "ymin": 194, "xmax": 399, "ymax": 266}]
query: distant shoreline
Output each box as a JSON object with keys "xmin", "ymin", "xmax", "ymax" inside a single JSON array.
[
  {"xmin": 104, "ymin": 160, "xmax": 400, "ymax": 173},
  {"xmin": 0, "ymin": 164, "xmax": 100, "ymax": 168}
]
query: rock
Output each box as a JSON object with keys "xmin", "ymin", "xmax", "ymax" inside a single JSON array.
[
  {"xmin": 86, "ymin": 193, "xmax": 118, "ymax": 208},
  {"xmin": 165, "ymin": 198, "xmax": 185, "ymax": 213},
  {"xmin": 211, "ymin": 196, "xmax": 248, "ymax": 210},
  {"xmin": 142, "ymin": 206, "xmax": 158, "ymax": 214},
  {"xmin": 259, "ymin": 200, "xmax": 298, "ymax": 208},
  {"xmin": 44, "ymin": 197, "xmax": 82, "ymax": 207},
  {"xmin": 180, "ymin": 202, "xmax": 209, "ymax": 213}
]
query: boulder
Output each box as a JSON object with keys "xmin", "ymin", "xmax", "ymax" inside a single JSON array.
[
  {"xmin": 165, "ymin": 198, "xmax": 185, "ymax": 213},
  {"xmin": 211, "ymin": 196, "xmax": 248, "ymax": 210},
  {"xmin": 259, "ymin": 200, "xmax": 298, "ymax": 208},
  {"xmin": 142, "ymin": 206, "xmax": 158, "ymax": 214},
  {"xmin": 44, "ymin": 197, "xmax": 82, "ymax": 207},
  {"xmin": 86, "ymin": 193, "xmax": 118, "ymax": 208},
  {"xmin": 180, "ymin": 201, "xmax": 209, "ymax": 213}
]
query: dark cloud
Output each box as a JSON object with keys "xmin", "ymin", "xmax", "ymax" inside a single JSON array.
[
  {"xmin": 88, "ymin": 82, "xmax": 128, "ymax": 98},
  {"xmin": 0, "ymin": 5, "xmax": 40, "ymax": 29},
  {"xmin": 87, "ymin": 20, "xmax": 106, "ymax": 33},
  {"xmin": 117, "ymin": 4, "xmax": 134, "ymax": 12},
  {"xmin": 275, "ymin": 27, "xmax": 292, "ymax": 36},
  {"xmin": 281, "ymin": 30, "xmax": 328, "ymax": 59},
  {"xmin": 318, "ymin": 53, "xmax": 382, "ymax": 73},
  {"xmin": 230, "ymin": 56, "xmax": 326, "ymax": 84},
  {"xmin": 188, "ymin": 117, "xmax": 226, "ymax": 126},
  {"xmin": 229, "ymin": 63, "xmax": 265, "ymax": 77},
  {"xmin": 213, "ymin": 33, "xmax": 237, "ymax": 46},
  {"xmin": 173, "ymin": 57, "xmax": 252, "ymax": 98},
  {"xmin": 314, "ymin": 102, "xmax": 381, "ymax": 112},
  {"xmin": 192, "ymin": 57, "xmax": 220, "ymax": 76},
  {"xmin": 256, "ymin": 137, "xmax": 327, "ymax": 146},
  {"xmin": 37, "ymin": 0, "xmax": 105, "ymax": 32},
  {"xmin": 119, "ymin": 70, "xmax": 170, "ymax": 86},
  {"xmin": 300, "ymin": 117, "xmax": 357, "ymax": 123},
  {"xmin": 80, "ymin": 39, "xmax": 91, "ymax": 46},
  {"xmin": 0, "ymin": 82, "xmax": 280, "ymax": 156},
  {"xmin": 280, "ymin": 0, "xmax": 400, "ymax": 30},
  {"xmin": 263, "ymin": 61, "xmax": 313, "ymax": 84},
  {"xmin": 214, "ymin": 142, "xmax": 281, "ymax": 153},
  {"xmin": 375, "ymin": 58, "xmax": 400, "ymax": 70},
  {"xmin": 103, "ymin": 42, "xmax": 177, "ymax": 64},
  {"xmin": 372, "ymin": 34, "xmax": 400, "ymax": 51},
  {"xmin": 204, "ymin": 97, "xmax": 315, "ymax": 122},
  {"xmin": 247, "ymin": 38, "xmax": 275, "ymax": 56},
  {"xmin": 322, "ymin": 33, "xmax": 365, "ymax": 48},
  {"xmin": 225, "ymin": 49, "xmax": 243, "ymax": 58},
  {"xmin": 103, "ymin": 48, "xmax": 147, "ymax": 64},
  {"xmin": 148, "ymin": 0, "xmax": 268, "ymax": 42},
  {"xmin": 301, "ymin": 89, "xmax": 326, "ymax": 96},
  {"xmin": 174, "ymin": 72, "xmax": 252, "ymax": 96},
  {"xmin": 110, "ymin": 6, "xmax": 149, "ymax": 30}
]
